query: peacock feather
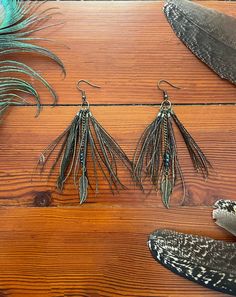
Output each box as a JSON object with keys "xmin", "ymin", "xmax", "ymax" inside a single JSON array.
[{"xmin": 0, "ymin": 0, "xmax": 65, "ymax": 120}]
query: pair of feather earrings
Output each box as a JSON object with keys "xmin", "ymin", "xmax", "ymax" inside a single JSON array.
[{"xmin": 38, "ymin": 79, "xmax": 211, "ymax": 207}]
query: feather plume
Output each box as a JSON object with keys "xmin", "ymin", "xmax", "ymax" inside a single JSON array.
[
  {"xmin": 0, "ymin": 0, "xmax": 65, "ymax": 121},
  {"xmin": 164, "ymin": 0, "xmax": 236, "ymax": 85}
]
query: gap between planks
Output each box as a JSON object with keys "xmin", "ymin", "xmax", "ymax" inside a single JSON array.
[{"xmin": 7, "ymin": 102, "xmax": 236, "ymax": 107}]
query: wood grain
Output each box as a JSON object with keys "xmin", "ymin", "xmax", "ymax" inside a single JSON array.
[
  {"xmin": 0, "ymin": 207, "xmax": 233, "ymax": 297},
  {"xmin": 1, "ymin": 105, "xmax": 236, "ymax": 207},
  {"xmin": 14, "ymin": 1, "xmax": 236, "ymax": 105},
  {"xmin": 0, "ymin": 1, "xmax": 236, "ymax": 297}
]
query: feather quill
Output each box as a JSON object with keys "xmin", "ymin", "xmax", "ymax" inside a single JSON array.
[{"xmin": 164, "ymin": 0, "xmax": 236, "ymax": 85}]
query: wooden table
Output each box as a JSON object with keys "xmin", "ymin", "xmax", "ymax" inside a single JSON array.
[{"xmin": 0, "ymin": 1, "xmax": 235, "ymax": 296}]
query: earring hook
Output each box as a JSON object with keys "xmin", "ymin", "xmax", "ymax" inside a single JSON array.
[
  {"xmin": 157, "ymin": 80, "xmax": 180, "ymax": 100},
  {"xmin": 77, "ymin": 80, "xmax": 101, "ymax": 105}
]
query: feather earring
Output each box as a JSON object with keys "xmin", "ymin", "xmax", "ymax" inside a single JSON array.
[
  {"xmin": 38, "ymin": 80, "xmax": 132, "ymax": 204},
  {"xmin": 133, "ymin": 80, "xmax": 211, "ymax": 208}
]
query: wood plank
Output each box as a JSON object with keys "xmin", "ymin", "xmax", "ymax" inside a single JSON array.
[
  {"xmin": 1, "ymin": 105, "xmax": 235, "ymax": 207},
  {"xmin": 12, "ymin": 1, "xmax": 236, "ymax": 105},
  {"xmin": 1, "ymin": 2, "xmax": 236, "ymax": 297},
  {"xmin": 0, "ymin": 207, "xmax": 233, "ymax": 297}
]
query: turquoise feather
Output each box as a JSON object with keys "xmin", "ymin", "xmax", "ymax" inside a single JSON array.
[{"xmin": 0, "ymin": 0, "xmax": 65, "ymax": 121}]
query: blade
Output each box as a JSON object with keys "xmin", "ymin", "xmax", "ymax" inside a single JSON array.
[
  {"xmin": 160, "ymin": 175, "xmax": 172, "ymax": 208},
  {"xmin": 164, "ymin": 0, "xmax": 236, "ymax": 85}
]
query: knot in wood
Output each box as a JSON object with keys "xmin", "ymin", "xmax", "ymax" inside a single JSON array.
[{"xmin": 34, "ymin": 191, "xmax": 52, "ymax": 207}]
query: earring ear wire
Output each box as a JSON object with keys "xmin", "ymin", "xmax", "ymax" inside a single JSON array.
[{"xmin": 77, "ymin": 80, "xmax": 101, "ymax": 109}]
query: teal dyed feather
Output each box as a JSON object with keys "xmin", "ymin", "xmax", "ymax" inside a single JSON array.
[{"xmin": 0, "ymin": 0, "xmax": 65, "ymax": 120}]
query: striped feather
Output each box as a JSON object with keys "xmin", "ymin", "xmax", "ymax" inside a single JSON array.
[{"xmin": 148, "ymin": 229, "xmax": 236, "ymax": 296}]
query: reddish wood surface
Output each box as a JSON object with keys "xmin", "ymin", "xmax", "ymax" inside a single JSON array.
[
  {"xmin": 15, "ymin": 1, "xmax": 236, "ymax": 105},
  {"xmin": 0, "ymin": 1, "xmax": 235, "ymax": 297},
  {"xmin": 0, "ymin": 207, "xmax": 234, "ymax": 297}
]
